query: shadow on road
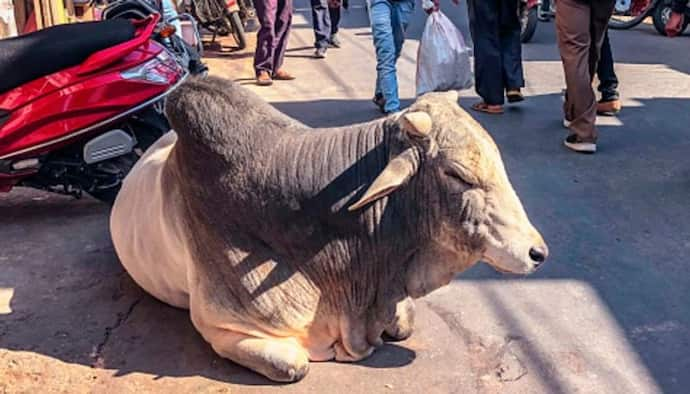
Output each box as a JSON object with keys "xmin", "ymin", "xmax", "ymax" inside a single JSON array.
[
  {"xmin": 0, "ymin": 189, "xmax": 415, "ymax": 386},
  {"xmin": 268, "ymin": 94, "xmax": 690, "ymax": 393},
  {"xmin": 3, "ymin": 4, "xmax": 690, "ymax": 388}
]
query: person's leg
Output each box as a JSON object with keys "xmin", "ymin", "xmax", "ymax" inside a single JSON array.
[
  {"xmin": 160, "ymin": 0, "xmax": 183, "ymax": 37},
  {"xmin": 467, "ymin": 0, "xmax": 504, "ymax": 106},
  {"xmin": 596, "ymin": 30, "xmax": 618, "ymax": 102},
  {"xmin": 311, "ymin": 0, "xmax": 332, "ymax": 50},
  {"xmin": 329, "ymin": 3, "xmax": 342, "ymax": 47},
  {"xmin": 329, "ymin": 3, "xmax": 341, "ymax": 35},
  {"xmin": 540, "ymin": 0, "xmax": 551, "ymax": 13},
  {"xmin": 254, "ymin": 0, "xmax": 278, "ymax": 76},
  {"xmin": 498, "ymin": 0, "xmax": 525, "ymax": 93},
  {"xmin": 371, "ymin": 0, "xmax": 400, "ymax": 113},
  {"xmin": 556, "ymin": 0, "xmax": 597, "ymax": 144},
  {"xmin": 391, "ymin": 0, "xmax": 413, "ymax": 59},
  {"xmin": 671, "ymin": 0, "xmax": 687, "ymax": 13},
  {"xmin": 272, "ymin": 0, "xmax": 294, "ymax": 72}
]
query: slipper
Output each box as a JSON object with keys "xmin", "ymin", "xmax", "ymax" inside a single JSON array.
[
  {"xmin": 471, "ymin": 102, "xmax": 504, "ymax": 114},
  {"xmin": 506, "ymin": 90, "xmax": 524, "ymax": 103},
  {"xmin": 272, "ymin": 69, "xmax": 296, "ymax": 80}
]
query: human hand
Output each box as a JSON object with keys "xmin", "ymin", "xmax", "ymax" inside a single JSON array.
[
  {"xmin": 423, "ymin": 0, "xmax": 440, "ymax": 14},
  {"xmin": 665, "ymin": 11, "xmax": 684, "ymax": 37}
]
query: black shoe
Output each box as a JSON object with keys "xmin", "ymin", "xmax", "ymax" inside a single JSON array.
[
  {"xmin": 372, "ymin": 93, "xmax": 386, "ymax": 113},
  {"xmin": 329, "ymin": 34, "xmax": 341, "ymax": 48},
  {"xmin": 597, "ymin": 98, "xmax": 621, "ymax": 116},
  {"xmin": 564, "ymin": 134, "xmax": 597, "ymax": 154},
  {"xmin": 315, "ymin": 47, "xmax": 327, "ymax": 58},
  {"xmin": 506, "ymin": 89, "xmax": 524, "ymax": 103}
]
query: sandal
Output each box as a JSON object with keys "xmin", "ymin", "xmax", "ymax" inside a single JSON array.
[
  {"xmin": 506, "ymin": 89, "xmax": 524, "ymax": 103},
  {"xmin": 471, "ymin": 102, "xmax": 504, "ymax": 114},
  {"xmin": 272, "ymin": 69, "xmax": 296, "ymax": 80}
]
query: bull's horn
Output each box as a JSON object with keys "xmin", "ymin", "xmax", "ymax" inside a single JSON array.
[
  {"xmin": 402, "ymin": 112, "xmax": 432, "ymax": 137},
  {"xmin": 348, "ymin": 151, "xmax": 417, "ymax": 211}
]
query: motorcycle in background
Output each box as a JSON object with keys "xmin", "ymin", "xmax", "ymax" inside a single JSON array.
[
  {"xmin": 184, "ymin": 0, "xmax": 249, "ymax": 49},
  {"xmin": 520, "ymin": 0, "xmax": 540, "ymax": 43},
  {"xmin": 0, "ymin": 16, "xmax": 185, "ymax": 203},
  {"xmin": 609, "ymin": 0, "xmax": 689, "ymax": 36}
]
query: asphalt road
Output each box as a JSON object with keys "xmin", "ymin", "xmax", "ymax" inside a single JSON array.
[{"xmin": 2, "ymin": 3, "xmax": 689, "ymax": 393}]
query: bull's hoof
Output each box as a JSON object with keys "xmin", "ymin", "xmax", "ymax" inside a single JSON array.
[
  {"xmin": 384, "ymin": 297, "xmax": 415, "ymax": 341},
  {"xmin": 260, "ymin": 348, "xmax": 310, "ymax": 383},
  {"xmin": 383, "ymin": 323, "xmax": 414, "ymax": 342},
  {"xmin": 273, "ymin": 361, "xmax": 309, "ymax": 383}
]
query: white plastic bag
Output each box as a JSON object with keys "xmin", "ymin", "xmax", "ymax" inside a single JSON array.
[{"xmin": 416, "ymin": 10, "xmax": 473, "ymax": 96}]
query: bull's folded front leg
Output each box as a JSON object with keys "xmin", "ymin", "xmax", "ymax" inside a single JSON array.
[
  {"xmin": 384, "ymin": 296, "xmax": 415, "ymax": 341},
  {"xmin": 200, "ymin": 323, "xmax": 310, "ymax": 382},
  {"xmin": 191, "ymin": 306, "xmax": 310, "ymax": 382},
  {"xmin": 334, "ymin": 314, "xmax": 375, "ymax": 362}
]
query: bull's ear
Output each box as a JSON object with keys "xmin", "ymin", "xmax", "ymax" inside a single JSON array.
[
  {"xmin": 348, "ymin": 150, "xmax": 417, "ymax": 211},
  {"xmin": 400, "ymin": 111, "xmax": 432, "ymax": 138}
]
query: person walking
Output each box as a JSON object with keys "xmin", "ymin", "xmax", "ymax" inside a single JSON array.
[
  {"xmin": 596, "ymin": 30, "xmax": 621, "ymax": 116},
  {"xmin": 467, "ymin": 0, "xmax": 525, "ymax": 115},
  {"xmin": 311, "ymin": 0, "xmax": 343, "ymax": 58},
  {"xmin": 556, "ymin": 0, "xmax": 615, "ymax": 153},
  {"xmin": 665, "ymin": 0, "xmax": 687, "ymax": 37},
  {"xmin": 254, "ymin": 0, "xmax": 296, "ymax": 86},
  {"xmin": 370, "ymin": 0, "xmax": 415, "ymax": 113}
]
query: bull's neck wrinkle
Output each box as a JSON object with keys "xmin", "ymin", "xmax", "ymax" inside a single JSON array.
[{"xmin": 273, "ymin": 122, "xmax": 388, "ymax": 196}]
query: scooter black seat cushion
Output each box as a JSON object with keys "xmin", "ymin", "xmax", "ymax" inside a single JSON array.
[{"xmin": 0, "ymin": 19, "xmax": 136, "ymax": 95}]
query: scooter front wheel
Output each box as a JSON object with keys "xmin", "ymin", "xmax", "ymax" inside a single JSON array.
[
  {"xmin": 88, "ymin": 154, "xmax": 138, "ymax": 204},
  {"xmin": 88, "ymin": 107, "xmax": 169, "ymax": 204}
]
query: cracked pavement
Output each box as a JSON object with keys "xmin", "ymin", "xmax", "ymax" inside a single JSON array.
[{"xmin": 2, "ymin": 1, "xmax": 690, "ymax": 392}]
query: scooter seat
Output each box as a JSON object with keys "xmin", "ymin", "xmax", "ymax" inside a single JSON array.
[{"xmin": 0, "ymin": 19, "xmax": 136, "ymax": 95}]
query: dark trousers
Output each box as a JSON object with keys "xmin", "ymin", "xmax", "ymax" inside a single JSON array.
[
  {"xmin": 311, "ymin": 0, "xmax": 341, "ymax": 48},
  {"xmin": 597, "ymin": 30, "xmax": 619, "ymax": 102},
  {"xmin": 254, "ymin": 0, "xmax": 293, "ymax": 75},
  {"xmin": 556, "ymin": 0, "xmax": 615, "ymax": 142},
  {"xmin": 467, "ymin": 0, "xmax": 525, "ymax": 105},
  {"xmin": 541, "ymin": 0, "xmax": 551, "ymax": 12},
  {"xmin": 672, "ymin": 0, "xmax": 687, "ymax": 13}
]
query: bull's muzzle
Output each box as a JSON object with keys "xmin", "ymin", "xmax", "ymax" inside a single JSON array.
[{"xmin": 528, "ymin": 245, "xmax": 549, "ymax": 268}]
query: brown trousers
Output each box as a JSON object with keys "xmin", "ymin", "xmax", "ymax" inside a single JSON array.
[{"xmin": 556, "ymin": 0, "xmax": 615, "ymax": 142}]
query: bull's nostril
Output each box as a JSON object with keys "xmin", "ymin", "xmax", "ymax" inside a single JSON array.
[{"xmin": 529, "ymin": 247, "xmax": 547, "ymax": 264}]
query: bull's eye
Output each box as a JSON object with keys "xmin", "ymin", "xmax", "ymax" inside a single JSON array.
[{"xmin": 443, "ymin": 169, "xmax": 473, "ymax": 187}]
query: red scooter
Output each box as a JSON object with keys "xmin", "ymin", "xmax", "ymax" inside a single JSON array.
[{"xmin": 0, "ymin": 15, "xmax": 186, "ymax": 203}]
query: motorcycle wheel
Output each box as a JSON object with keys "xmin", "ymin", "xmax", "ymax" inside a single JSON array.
[
  {"xmin": 88, "ymin": 154, "xmax": 138, "ymax": 204},
  {"xmin": 521, "ymin": 7, "xmax": 538, "ymax": 43},
  {"xmin": 609, "ymin": 0, "xmax": 655, "ymax": 29},
  {"xmin": 228, "ymin": 11, "xmax": 247, "ymax": 49},
  {"xmin": 652, "ymin": 0, "xmax": 690, "ymax": 35},
  {"xmin": 89, "ymin": 107, "xmax": 169, "ymax": 204}
]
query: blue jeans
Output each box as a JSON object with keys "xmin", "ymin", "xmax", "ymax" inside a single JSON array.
[{"xmin": 370, "ymin": 0, "xmax": 414, "ymax": 113}]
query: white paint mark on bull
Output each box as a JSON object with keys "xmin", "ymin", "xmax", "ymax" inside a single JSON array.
[{"xmin": 0, "ymin": 287, "xmax": 14, "ymax": 314}]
